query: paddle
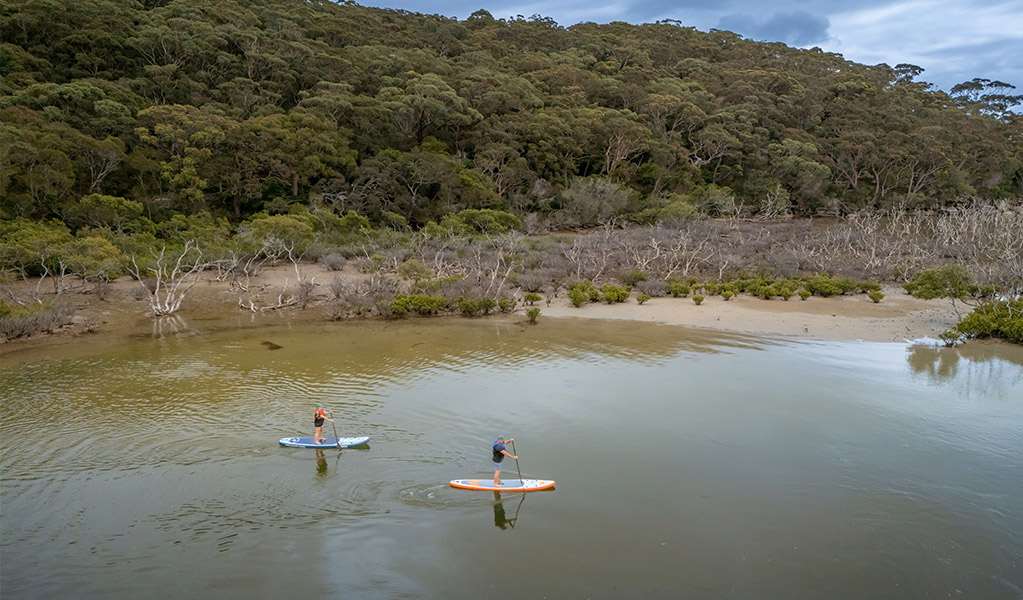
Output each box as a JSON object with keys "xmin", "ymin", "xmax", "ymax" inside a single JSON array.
[
  {"xmin": 329, "ymin": 411, "xmax": 341, "ymax": 450},
  {"xmin": 510, "ymin": 439, "xmax": 523, "ymax": 485}
]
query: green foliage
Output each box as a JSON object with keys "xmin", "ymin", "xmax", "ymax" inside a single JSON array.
[
  {"xmin": 398, "ymin": 259, "xmax": 431, "ymax": 281},
  {"xmin": 803, "ymin": 274, "xmax": 858, "ymax": 297},
  {"xmin": 439, "ymin": 209, "xmax": 523, "ymax": 235},
  {"xmin": 568, "ymin": 286, "xmax": 589, "ymax": 307},
  {"xmin": 904, "ymin": 265, "xmax": 974, "ymax": 299},
  {"xmin": 525, "ymin": 307, "xmax": 540, "ymax": 324},
  {"xmin": 693, "ymin": 295, "xmax": 705, "ymax": 305},
  {"xmin": 721, "ymin": 290, "xmax": 734, "ymax": 301},
  {"xmin": 798, "ymin": 289, "xmax": 811, "ymax": 300},
  {"xmin": 568, "ymin": 280, "xmax": 600, "ymax": 305},
  {"xmin": 868, "ymin": 290, "xmax": 885, "ymax": 303},
  {"xmin": 953, "ymin": 299, "xmax": 1023, "ymax": 344},
  {"xmin": 667, "ymin": 280, "xmax": 690, "ymax": 297},
  {"xmin": 600, "ymin": 284, "xmax": 631, "ymax": 303},
  {"xmin": 523, "ymin": 292, "xmax": 542, "ymax": 305},
  {"xmin": 498, "ymin": 298, "xmax": 515, "ymax": 312},
  {"xmin": 391, "ymin": 294, "xmax": 449, "ymax": 316},
  {"xmin": 636, "ymin": 293, "xmax": 651, "ymax": 305}
]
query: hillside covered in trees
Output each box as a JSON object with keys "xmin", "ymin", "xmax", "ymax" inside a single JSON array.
[{"xmin": 2, "ymin": 0, "xmax": 1021, "ymax": 230}]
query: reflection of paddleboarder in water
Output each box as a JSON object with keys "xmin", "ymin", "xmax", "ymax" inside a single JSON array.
[
  {"xmin": 315, "ymin": 449, "xmax": 327, "ymax": 476},
  {"xmin": 492, "ymin": 491, "xmax": 524, "ymax": 529}
]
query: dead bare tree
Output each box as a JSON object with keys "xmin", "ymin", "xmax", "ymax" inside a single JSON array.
[{"xmin": 127, "ymin": 241, "xmax": 208, "ymax": 316}]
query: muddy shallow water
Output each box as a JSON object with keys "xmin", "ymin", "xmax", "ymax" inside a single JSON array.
[{"xmin": 2, "ymin": 316, "xmax": 1021, "ymax": 598}]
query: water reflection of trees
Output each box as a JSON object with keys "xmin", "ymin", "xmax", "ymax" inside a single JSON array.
[{"xmin": 907, "ymin": 341, "xmax": 1023, "ymax": 390}]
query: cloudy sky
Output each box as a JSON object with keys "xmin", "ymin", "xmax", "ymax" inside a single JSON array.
[{"xmin": 362, "ymin": 0, "xmax": 1023, "ymax": 94}]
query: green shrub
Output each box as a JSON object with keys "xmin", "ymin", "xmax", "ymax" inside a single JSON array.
[
  {"xmin": 693, "ymin": 295, "xmax": 704, "ymax": 305},
  {"xmin": 978, "ymin": 284, "xmax": 1000, "ymax": 298},
  {"xmin": 667, "ymin": 280, "xmax": 690, "ymax": 297},
  {"xmin": 954, "ymin": 299, "xmax": 1023, "ymax": 344},
  {"xmin": 568, "ymin": 287, "xmax": 589, "ymax": 307},
  {"xmin": 904, "ymin": 265, "xmax": 974, "ymax": 299},
  {"xmin": 636, "ymin": 293, "xmax": 651, "ymax": 305},
  {"xmin": 600, "ymin": 284, "xmax": 631, "ymax": 303},
  {"xmin": 498, "ymin": 298, "xmax": 515, "ymax": 313},
  {"xmin": 779, "ymin": 288, "xmax": 794, "ymax": 301},
  {"xmin": 858, "ymin": 280, "xmax": 882, "ymax": 293},
  {"xmin": 439, "ymin": 209, "xmax": 524, "ymax": 234},
  {"xmin": 798, "ymin": 289, "xmax": 811, "ymax": 301},
  {"xmin": 803, "ymin": 274, "xmax": 858, "ymax": 297},
  {"xmin": 939, "ymin": 329, "xmax": 962, "ymax": 347},
  {"xmin": 704, "ymin": 282, "xmax": 721, "ymax": 295},
  {"xmin": 569, "ymin": 280, "xmax": 601, "ymax": 303},
  {"xmin": 868, "ymin": 290, "xmax": 885, "ymax": 303},
  {"xmin": 523, "ymin": 292, "xmax": 542, "ymax": 306},
  {"xmin": 525, "ymin": 307, "xmax": 540, "ymax": 324},
  {"xmin": 391, "ymin": 294, "xmax": 449, "ymax": 316},
  {"xmin": 758, "ymin": 285, "xmax": 777, "ymax": 300},
  {"xmin": 457, "ymin": 297, "xmax": 482, "ymax": 316},
  {"xmin": 398, "ymin": 259, "xmax": 431, "ymax": 281},
  {"xmin": 721, "ymin": 290, "xmax": 734, "ymax": 301}
]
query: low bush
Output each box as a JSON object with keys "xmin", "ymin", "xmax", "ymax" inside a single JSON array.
[
  {"xmin": 693, "ymin": 295, "xmax": 704, "ymax": 305},
  {"xmin": 498, "ymin": 298, "xmax": 515, "ymax": 313},
  {"xmin": 721, "ymin": 290, "xmax": 734, "ymax": 301},
  {"xmin": 798, "ymin": 289, "xmax": 811, "ymax": 300},
  {"xmin": 953, "ymin": 299, "xmax": 1023, "ymax": 344},
  {"xmin": 523, "ymin": 292, "xmax": 542, "ymax": 306},
  {"xmin": 600, "ymin": 284, "xmax": 631, "ymax": 303},
  {"xmin": 319, "ymin": 253, "xmax": 347, "ymax": 271},
  {"xmin": 868, "ymin": 290, "xmax": 885, "ymax": 303},
  {"xmin": 568, "ymin": 280, "xmax": 600, "ymax": 305},
  {"xmin": 636, "ymin": 293, "xmax": 651, "ymax": 305},
  {"xmin": 391, "ymin": 294, "xmax": 449, "ymax": 316},
  {"xmin": 803, "ymin": 274, "xmax": 858, "ymax": 297},
  {"xmin": 457, "ymin": 296, "xmax": 498, "ymax": 316},
  {"xmin": 568, "ymin": 287, "xmax": 589, "ymax": 307},
  {"xmin": 904, "ymin": 265, "xmax": 974, "ymax": 300},
  {"xmin": 525, "ymin": 307, "xmax": 540, "ymax": 324},
  {"xmin": 667, "ymin": 280, "xmax": 690, "ymax": 297},
  {"xmin": 0, "ymin": 302, "xmax": 76, "ymax": 341}
]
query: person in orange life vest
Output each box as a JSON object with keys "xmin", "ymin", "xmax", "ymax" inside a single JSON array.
[
  {"xmin": 492, "ymin": 437, "xmax": 517, "ymax": 486},
  {"xmin": 313, "ymin": 405, "xmax": 333, "ymax": 444}
]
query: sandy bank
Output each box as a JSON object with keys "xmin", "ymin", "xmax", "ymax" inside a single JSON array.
[
  {"xmin": 2, "ymin": 263, "xmax": 962, "ymax": 348},
  {"xmin": 535, "ymin": 285, "xmax": 959, "ymax": 343}
]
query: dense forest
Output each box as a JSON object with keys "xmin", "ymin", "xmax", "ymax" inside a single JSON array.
[{"xmin": 2, "ymin": 0, "xmax": 1021, "ymax": 229}]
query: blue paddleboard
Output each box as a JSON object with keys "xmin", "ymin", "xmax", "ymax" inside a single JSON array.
[{"xmin": 279, "ymin": 436, "xmax": 370, "ymax": 448}]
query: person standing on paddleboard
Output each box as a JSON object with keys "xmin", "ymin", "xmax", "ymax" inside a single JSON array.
[
  {"xmin": 313, "ymin": 405, "xmax": 333, "ymax": 444},
  {"xmin": 492, "ymin": 437, "xmax": 517, "ymax": 486}
]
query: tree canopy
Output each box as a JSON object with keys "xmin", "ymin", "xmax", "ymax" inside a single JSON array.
[{"xmin": 2, "ymin": 0, "xmax": 1021, "ymax": 230}]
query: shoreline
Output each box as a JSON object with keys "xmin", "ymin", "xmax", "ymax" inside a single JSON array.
[
  {"xmin": 538, "ymin": 284, "xmax": 960, "ymax": 343},
  {"xmin": 1, "ymin": 263, "xmax": 963, "ymax": 351}
]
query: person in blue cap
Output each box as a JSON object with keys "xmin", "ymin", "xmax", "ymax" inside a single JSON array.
[{"xmin": 492, "ymin": 437, "xmax": 517, "ymax": 486}]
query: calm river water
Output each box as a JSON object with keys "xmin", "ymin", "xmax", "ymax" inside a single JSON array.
[{"xmin": 2, "ymin": 315, "xmax": 1022, "ymax": 599}]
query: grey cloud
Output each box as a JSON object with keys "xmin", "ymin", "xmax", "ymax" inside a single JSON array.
[{"xmin": 717, "ymin": 10, "xmax": 831, "ymax": 45}]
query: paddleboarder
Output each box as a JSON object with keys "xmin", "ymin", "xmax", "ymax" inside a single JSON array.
[
  {"xmin": 313, "ymin": 405, "xmax": 334, "ymax": 444},
  {"xmin": 492, "ymin": 437, "xmax": 517, "ymax": 486}
]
